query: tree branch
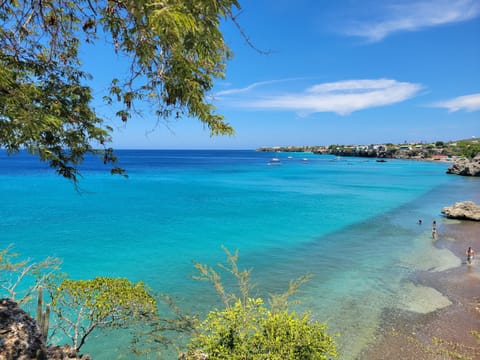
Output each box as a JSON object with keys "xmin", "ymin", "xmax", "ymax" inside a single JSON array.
[{"xmin": 227, "ymin": 10, "xmax": 271, "ymax": 55}]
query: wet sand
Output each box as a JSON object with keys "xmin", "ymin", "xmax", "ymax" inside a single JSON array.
[{"xmin": 358, "ymin": 220, "xmax": 480, "ymax": 360}]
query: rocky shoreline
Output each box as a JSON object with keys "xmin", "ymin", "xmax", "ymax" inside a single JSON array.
[{"xmin": 446, "ymin": 154, "xmax": 480, "ymax": 176}]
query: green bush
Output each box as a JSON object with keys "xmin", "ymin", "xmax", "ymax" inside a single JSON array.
[
  {"xmin": 187, "ymin": 298, "xmax": 337, "ymax": 359},
  {"xmin": 183, "ymin": 248, "xmax": 338, "ymax": 359},
  {"xmin": 50, "ymin": 277, "xmax": 158, "ymax": 351}
]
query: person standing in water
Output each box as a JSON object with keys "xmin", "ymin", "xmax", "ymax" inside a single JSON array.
[
  {"xmin": 431, "ymin": 220, "xmax": 437, "ymax": 239},
  {"xmin": 466, "ymin": 247, "xmax": 475, "ymax": 265}
]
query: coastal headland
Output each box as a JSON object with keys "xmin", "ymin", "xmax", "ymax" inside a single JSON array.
[{"xmin": 257, "ymin": 138, "xmax": 480, "ymax": 162}]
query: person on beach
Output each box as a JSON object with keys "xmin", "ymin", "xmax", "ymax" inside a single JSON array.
[
  {"xmin": 432, "ymin": 220, "xmax": 436, "ymax": 229},
  {"xmin": 466, "ymin": 246, "xmax": 475, "ymax": 264}
]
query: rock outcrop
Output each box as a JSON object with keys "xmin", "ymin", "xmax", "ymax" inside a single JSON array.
[
  {"xmin": 0, "ymin": 298, "xmax": 47, "ymax": 359},
  {"xmin": 446, "ymin": 154, "xmax": 480, "ymax": 176},
  {"xmin": 0, "ymin": 298, "xmax": 90, "ymax": 360},
  {"xmin": 441, "ymin": 201, "xmax": 480, "ymax": 221}
]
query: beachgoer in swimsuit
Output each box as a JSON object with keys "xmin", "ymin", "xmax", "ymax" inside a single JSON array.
[{"xmin": 466, "ymin": 247, "xmax": 475, "ymax": 264}]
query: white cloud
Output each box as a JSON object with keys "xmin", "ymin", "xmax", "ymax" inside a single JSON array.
[
  {"xmin": 430, "ymin": 93, "xmax": 480, "ymax": 112},
  {"xmin": 234, "ymin": 79, "xmax": 422, "ymax": 115},
  {"xmin": 215, "ymin": 79, "xmax": 296, "ymax": 96},
  {"xmin": 345, "ymin": 0, "xmax": 480, "ymax": 42},
  {"xmin": 307, "ymin": 79, "xmax": 400, "ymax": 93}
]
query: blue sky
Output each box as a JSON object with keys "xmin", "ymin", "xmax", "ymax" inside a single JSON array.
[{"xmin": 86, "ymin": 0, "xmax": 480, "ymax": 149}]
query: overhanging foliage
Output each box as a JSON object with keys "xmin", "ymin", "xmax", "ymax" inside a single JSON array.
[{"xmin": 0, "ymin": 0, "xmax": 239, "ymax": 182}]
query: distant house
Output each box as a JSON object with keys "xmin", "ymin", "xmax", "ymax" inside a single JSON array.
[{"xmin": 432, "ymin": 155, "xmax": 449, "ymax": 161}]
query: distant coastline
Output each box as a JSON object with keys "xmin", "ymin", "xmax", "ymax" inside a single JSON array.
[{"xmin": 257, "ymin": 138, "xmax": 480, "ymax": 162}]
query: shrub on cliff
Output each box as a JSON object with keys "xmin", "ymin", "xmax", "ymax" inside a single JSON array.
[
  {"xmin": 186, "ymin": 299, "xmax": 337, "ymax": 359},
  {"xmin": 49, "ymin": 277, "xmax": 158, "ymax": 352},
  {"xmin": 181, "ymin": 247, "xmax": 338, "ymax": 359}
]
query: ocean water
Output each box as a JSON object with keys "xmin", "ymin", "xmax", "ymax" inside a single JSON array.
[{"xmin": 1, "ymin": 150, "xmax": 479, "ymax": 359}]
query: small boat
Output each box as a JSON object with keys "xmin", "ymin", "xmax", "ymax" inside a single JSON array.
[
  {"xmin": 376, "ymin": 159, "xmax": 387, "ymax": 162},
  {"xmin": 268, "ymin": 157, "xmax": 282, "ymax": 165}
]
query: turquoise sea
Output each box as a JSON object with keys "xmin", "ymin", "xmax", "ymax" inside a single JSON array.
[{"xmin": 1, "ymin": 150, "xmax": 479, "ymax": 359}]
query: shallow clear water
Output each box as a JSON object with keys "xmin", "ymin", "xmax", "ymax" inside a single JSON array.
[{"xmin": 1, "ymin": 150, "xmax": 479, "ymax": 359}]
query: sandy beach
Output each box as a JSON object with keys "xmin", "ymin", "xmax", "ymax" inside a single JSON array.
[{"xmin": 359, "ymin": 219, "xmax": 480, "ymax": 360}]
